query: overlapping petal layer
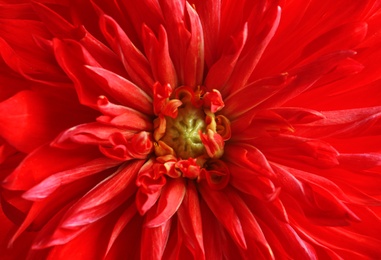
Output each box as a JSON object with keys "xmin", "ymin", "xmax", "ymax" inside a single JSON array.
[{"xmin": 1, "ymin": 0, "xmax": 381, "ymax": 259}]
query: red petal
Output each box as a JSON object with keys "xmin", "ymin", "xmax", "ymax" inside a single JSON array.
[
  {"xmin": 290, "ymin": 206, "xmax": 381, "ymax": 259},
  {"xmin": 295, "ymin": 106, "xmax": 381, "ymax": 138},
  {"xmin": 0, "ymin": 3, "xmax": 37, "ymax": 20},
  {"xmin": 3, "ymin": 145, "xmax": 100, "ymax": 191},
  {"xmin": 45, "ymin": 210, "xmax": 118, "ymax": 259},
  {"xmin": 9, "ymin": 169, "xmax": 110, "ymax": 247},
  {"xmin": 225, "ymin": 73, "xmax": 293, "ymax": 119},
  {"xmin": 228, "ymin": 163, "xmax": 279, "ymax": 201},
  {"xmin": 271, "ymin": 107, "xmax": 325, "ymax": 124},
  {"xmin": 142, "ymin": 24, "xmax": 178, "ymax": 88},
  {"xmin": 271, "ymin": 164, "xmax": 360, "ymax": 225},
  {"xmin": 230, "ymin": 109, "xmax": 294, "ymax": 138},
  {"xmin": 200, "ymin": 129, "xmax": 224, "ymax": 159},
  {"xmin": 52, "ymin": 122, "xmax": 135, "ymax": 148},
  {"xmin": 198, "ymin": 183, "xmax": 247, "ymax": 249},
  {"xmin": 202, "ymin": 89, "xmax": 224, "ymax": 113},
  {"xmin": 222, "ymin": 4, "xmax": 281, "ymax": 96},
  {"xmin": 58, "ymin": 161, "xmax": 143, "ymax": 229},
  {"xmin": 177, "ymin": 181, "xmax": 205, "ymax": 259},
  {"xmin": 246, "ymin": 196, "xmax": 318, "ymax": 259},
  {"xmin": 204, "ymin": 23, "xmax": 247, "ymax": 90},
  {"xmin": 135, "ymin": 189, "xmax": 162, "ymax": 216},
  {"xmin": 182, "ymin": 2, "xmax": 204, "ymax": 88},
  {"xmin": 338, "ymin": 153, "xmax": 381, "ymax": 171},
  {"xmin": 199, "ymin": 199, "xmax": 224, "ymax": 259},
  {"xmin": 52, "ymin": 38, "xmax": 105, "ymax": 108},
  {"xmin": 302, "ymin": 22, "xmax": 367, "ymax": 61},
  {"xmin": 32, "ymin": 2, "xmax": 127, "ymax": 78},
  {"xmin": 188, "ymin": 0, "xmax": 221, "ymax": 67},
  {"xmin": 158, "ymin": 0, "xmax": 188, "ymax": 85},
  {"xmin": 84, "ymin": 66, "xmax": 153, "ymax": 115},
  {"xmin": 105, "ymin": 203, "xmax": 137, "ymax": 256},
  {"xmin": 31, "ymin": 1, "xmax": 77, "ymax": 39},
  {"xmin": 96, "ymin": 96, "xmax": 153, "ymax": 131},
  {"xmin": 145, "ymin": 178, "xmax": 186, "ymax": 228},
  {"xmin": 141, "ymin": 210, "xmax": 172, "ymax": 260},
  {"xmin": 31, "ymin": 160, "xmax": 142, "ymax": 248},
  {"xmin": 226, "ymin": 190, "xmax": 274, "ymax": 259},
  {"xmin": 254, "ymin": 135, "xmax": 340, "ymax": 168},
  {"xmin": 0, "ymin": 91, "xmax": 78, "ymax": 153},
  {"xmin": 99, "ymin": 14, "xmax": 154, "ymax": 94},
  {"xmin": 0, "ymin": 19, "xmax": 64, "ymax": 80},
  {"xmin": 22, "ymin": 157, "xmax": 119, "ymax": 201},
  {"xmin": 224, "ymin": 143, "xmax": 275, "ymax": 178},
  {"xmin": 256, "ymin": 50, "xmax": 358, "ymax": 110}
]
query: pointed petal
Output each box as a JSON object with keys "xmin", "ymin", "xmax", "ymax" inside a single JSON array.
[
  {"xmin": 271, "ymin": 164, "xmax": 360, "ymax": 225},
  {"xmin": 99, "ymin": 14, "xmax": 154, "ymax": 94},
  {"xmin": 190, "ymin": 0, "xmax": 221, "ymax": 67},
  {"xmin": 105, "ymin": 203, "xmax": 137, "ymax": 256},
  {"xmin": 84, "ymin": 66, "xmax": 153, "ymax": 115},
  {"xmin": 183, "ymin": 2, "xmax": 204, "ymax": 87},
  {"xmin": 142, "ymin": 24, "xmax": 177, "ymax": 87},
  {"xmin": 9, "ymin": 170, "xmax": 109, "ymax": 247},
  {"xmin": 271, "ymin": 107, "xmax": 325, "ymax": 124},
  {"xmin": 0, "ymin": 91, "xmax": 81, "ymax": 153},
  {"xmin": 177, "ymin": 181, "xmax": 205, "ymax": 259},
  {"xmin": 145, "ymin": 178, "xmax": 186, "ymax": 228},
  {"xmin": 52, "ymin": 38, "xmax": 104, "ymax": 108},
  {"xmin": 204, "ymin": 23, "xmax": 247, "ymax": 90},
  {"xmin": 254, "ymin": 135, "xmax": 340, "ymax": 168},
  {"xmin": 256, "ymin": 50, "xmax": 358, "ymax": 109},
  {"xmin": 45, "ymin": 210, "xmax": 117, "ymax": 259},
  {"xmin": 226, "ymin": 190, "xmax": 275, "ymax": 259},
  {"xmin": 199, "ymin": 198, "xmax": 224, "ymax": 259},
  {"xmin": 247, "ymin": 196, "xmax": 318, "ymax": 259},
  {"xmin": 52, "ymin": 122, "xmax": 135, "ymax": 148},
  {"xmin": 228, "ymin": 163, "xmax": 279, "ymax": 201},
  {"xmin": 224, "ymin": 73, "xmax": 292, "ymax": 119},
  {"xmin": 61, "ymin": 161, "xmax": 142, "ymax": 228},
  {"xmin": 23, "ymin": 157, "xmax": 119, "ymax": 201},
  {"xmin": 302, "ymin": 22, "xmax": 367, "ymax": 60},
  {"xmin": 198, "ymin": 183, "xmax": 247, "ymax": 249},
  {"xmin": 222, "ymin": 5, "xmax": 281, "ymax": 96},
  {"xmin": 224, "ymin": 143, "xmax": 275, "ymax": 178},
  {"xmin": 295, "ymin": 106, "xmax": 381, "ymax": 138},
  {"xmin": 141, "ymin": 211, "xmax": 172, "ymax": 260},
  {"xmin": 3, "ymin": 145, "xmax": 99, "ymax": 191},
  {"xmin": 0, "ymin": 19, "xmax": 64, "ymax": 80}
]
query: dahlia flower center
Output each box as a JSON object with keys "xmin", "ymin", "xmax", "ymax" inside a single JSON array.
[
  {"xmin": 161, "ymin": 103, "xmax": 206, "ymax": 159},
  {"xmin": 135, "ymin": 83, "xmax": 233, "ymax": 196},
  {"xmin": 153, "ymin": 84, "xmax": 231, "ymax": 165}
]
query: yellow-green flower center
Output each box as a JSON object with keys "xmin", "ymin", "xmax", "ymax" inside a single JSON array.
[{"xmin": 161, "ymin": 103, "xmax": 206, "ymax": 159}]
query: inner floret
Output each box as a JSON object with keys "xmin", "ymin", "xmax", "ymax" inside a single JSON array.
[{"xmin": 161, "ymin": 103, "xmax": 206, "ymax": 159}]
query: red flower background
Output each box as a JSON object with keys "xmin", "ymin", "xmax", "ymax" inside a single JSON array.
[{"xmin": 1, "ymin": 0, "xmax": 381, "ymax": 259}]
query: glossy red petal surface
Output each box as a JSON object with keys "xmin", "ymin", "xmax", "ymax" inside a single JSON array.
[
  {"xmin": 84, "ymin": 65, "xmax": 153, "ymax": 114},
  {"xmin": 22, "ymin": 157, "xmax": 119, "ymax": 201},
  {"xmin": 3, "ymin": 145, "xmax": 100, "ymax": 191},
  {"xmin": 1, "ymin": 0, "xmax": 381, "ymax": 258},
  {"xmin": 198, "ymin": 183, "xmax": 247, "ymax": 250},
  {"xmin": 145, "ymin": 178, "xmax": 186, "ymax": 228},
  {"xmin": 59, "ymin": 160, "xmax": 142, "ymax": 229},
  {"xmin": 99, "ymin": 14, "xmax": 154, "ymax": 94},
  {"xmin": 177, "ymin": 182, "xmax": 205, "ymax": 259},
  {"xmin": 0, "ymin": 91, "xmax": 81, "ymax": 153},
  {"xmin": 141, "ymin": 211, "xmax": 172, "ymax": 260}
]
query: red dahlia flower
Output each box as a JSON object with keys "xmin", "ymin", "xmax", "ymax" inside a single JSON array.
[{"xmin": 1, "ymin": 0, "xmax": 381, "ymax": 259}]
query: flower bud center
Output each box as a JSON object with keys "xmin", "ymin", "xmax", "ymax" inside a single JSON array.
[{"xmin": 161, "ymin": 104, "xmax": 206, "ymax": 159}]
